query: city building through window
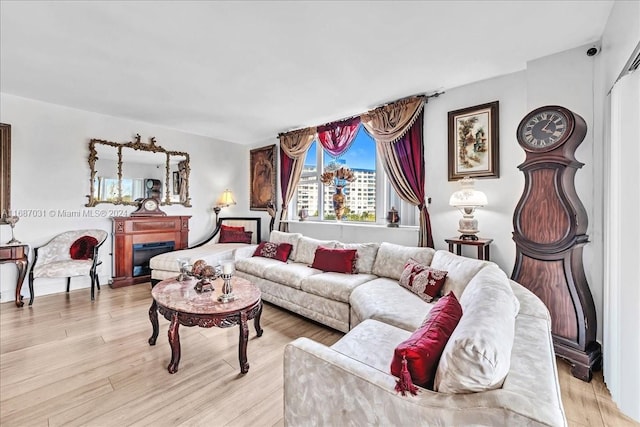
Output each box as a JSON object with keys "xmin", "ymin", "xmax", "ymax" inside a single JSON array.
[{"xmin": 294, "ymin": 127, "xmax": 418, "ymax": 225}]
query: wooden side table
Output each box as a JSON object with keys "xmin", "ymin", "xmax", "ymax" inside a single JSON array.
[
  {"xmin": 445, "ymin": 237, "xmax": 493, "ymax": 261},
  {"xmin": 0, "ymin": 244, "xmax": 29, "ymax": 307}
]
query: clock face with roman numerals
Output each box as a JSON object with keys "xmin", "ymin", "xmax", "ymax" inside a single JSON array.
[{"xmin": 517, "ymin": 107, "xmax": 571, "ymax": 151}]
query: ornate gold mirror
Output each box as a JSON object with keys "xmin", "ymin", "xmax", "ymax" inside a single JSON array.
[
  {"xmin": 86, "ymin": 134, "xmax": 191, "ymax": 207},
  {"xmin": 0, "ymin": 123, "xmax": 10, "ymax": 223}
]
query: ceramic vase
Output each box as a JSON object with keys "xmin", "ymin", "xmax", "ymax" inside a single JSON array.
[{"xmin": 332, "ymin": 186, "xmax": 346, "ymax": 220}]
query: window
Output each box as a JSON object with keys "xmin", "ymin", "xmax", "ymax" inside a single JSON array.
[
  {"xmin": 293, "ymin": 127, "xmax": 419, "ymax": 225},
  {"xmin": 296, "ymin": 142, "xmax": 319, "ymax": 217}
]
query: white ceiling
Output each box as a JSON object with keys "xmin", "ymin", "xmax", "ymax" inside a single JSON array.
[{"xmin": 0, "ymin": 1, "xmax": 613, "ymax": 145}]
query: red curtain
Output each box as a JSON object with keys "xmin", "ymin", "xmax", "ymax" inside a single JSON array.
[
  {"xmin": 361, "ymin": 97, "xmax": 433, "ymax": 247},
  {"xmin": 389, "ymin": 110, "xmax": 433, "ymax": 247},
  {"xmin": 278, "ymin": 128, "xmax": 316, "ymax": 231},
  {"xmin": 317, "ymin": 116, "xmax": 360, "ymax": 157}
]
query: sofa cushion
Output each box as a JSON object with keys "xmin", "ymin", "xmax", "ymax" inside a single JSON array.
[
  {"xmin": 331, "ymin": 319, "xmax": 411, "ymax": 373},
  {"xmin": 33, "ymin": 259, "xmax": 96, "ymax": 278},
  {"xmin": 336, "ymin": 242, "xmax": 380, "ymax": 274},
  {"xmin": 253, "ymin": 241, "xmax": 293, "ymax": 262},
  {"xmin": 269, "ymin": 230, "xmax": 302, "ymax": 260},
  {"xmin": 371, "ymin": 242, "xmax": 436, "ymax": 281},
  {"xmin": 234, "ymin": 256, "xmax": 283, "ymax": 277},
  {"xmin": 390, "ymin": 293, "xmax": 463, "ymax": 388},
  {"xmin": 434, "ymin": 265, "xmax": 520, "ymax": 393},
  {"xmin": 399, "ymin": 259, "xmax": 447, "ymax": 303},
  {"xmin": 263, "ymin": 262, "xmax": 322, "ymax": 290},
  {"xmin": 311, "ymin": 247, "xmax": 357, "ymax": 274},
  {"xmin": 430, "ymin": 250, "xmax": 493, "ymax": 298},
  {"xmin": 293, "ymin": 236, "xmax": 337, "ymax": 265},
  {"xmin": 509, "ymin": 280, "xmax": 551, "ymax": 322},
  {"xmin": 301, "ymin": 272, "xmax": 377, "ymax": 303},
  {"xmin": 350, "ymin": 278, "xmax": 434, "ymax": 332}
]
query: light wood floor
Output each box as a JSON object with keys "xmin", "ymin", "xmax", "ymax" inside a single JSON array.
[{"xmin": 0, "ymin": 285, "xmax": 637, "ymax": 427}]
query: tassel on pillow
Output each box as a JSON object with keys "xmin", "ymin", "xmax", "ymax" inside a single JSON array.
[{"xmin": 394, "ymin": 354, "xmax": 418, "ymax": 396}]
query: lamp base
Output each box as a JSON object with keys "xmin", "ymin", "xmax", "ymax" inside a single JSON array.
[
  {"xmin": 458, "ymin": 234, "xmax": 479, "ymax": 241},
  {"xmin": 457, "ymin": 216, "xmax": 479, "ymax": 241}
]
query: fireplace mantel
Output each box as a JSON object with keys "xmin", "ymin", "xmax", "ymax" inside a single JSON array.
[{"xmin": 111, "ymin": 216, "xmax": 190, "ymax": 288}]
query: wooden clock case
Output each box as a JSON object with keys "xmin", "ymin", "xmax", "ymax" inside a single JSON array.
[{"xmin": 512, "ymin": 106, "xmax": 601, "ymax": 381}]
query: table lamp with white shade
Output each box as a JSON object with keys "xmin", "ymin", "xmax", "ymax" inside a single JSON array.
[{"xmin": 449, "ymin": 177, "xmax": 488, "ymax": 241}]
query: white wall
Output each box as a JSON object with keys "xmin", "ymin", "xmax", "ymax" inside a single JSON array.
[
  {"xmin": 599, "ymin": 0, "xmax": 640, "ymax": 421},
  {"xmin": 0, "ymin": 94, "xmax": 247, "ymax": 302},
  {"xmin": 423, "ymin": 71, "xmax": 527, "ymax": 272}
]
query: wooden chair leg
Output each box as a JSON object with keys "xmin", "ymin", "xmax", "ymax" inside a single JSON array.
[
  {"xmin": 66, "ymin": 277, "xmax": 71, "ymax": 293},
  {"xmin": 90, "ymin": 273, "xmax": 95, "ymax": 301},
  {"xmin": 28, "ymin": 275, "xmax": 35, "ymax": 306},
  {"xmin": 95, "ymin": 272, "xmax": 100, "ymax": 290}
]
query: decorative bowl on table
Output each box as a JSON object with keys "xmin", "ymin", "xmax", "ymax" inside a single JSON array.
[{"xmin": 187, "ymin": 259, "xmax": 221, "ymax": 293}]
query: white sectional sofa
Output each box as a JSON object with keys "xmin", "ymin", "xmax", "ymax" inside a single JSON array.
[{"xmin": 233, "ymin": 230, "xmax": 567, "ymax": 426}]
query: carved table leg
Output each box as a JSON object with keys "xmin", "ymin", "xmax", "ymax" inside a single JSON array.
[
  {"xmin": 148, "ymin": 299, "xmax": 159, "ymax": 345},
  {"xmin": 254, "ymin": 301, "xmax": 264, "ymax": 337},
  {"xmin": 239, "ymin": 310, "xmax": 250, "ymax": 374},
  {"xmin": 167, "ymin": 312, "xmax": 181, "ymax": 374},
  {"xmin": 14, "ymin": 259, "xmax": 27, "ymax": 308}
]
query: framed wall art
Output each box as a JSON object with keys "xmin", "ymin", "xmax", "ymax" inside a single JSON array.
[
  {"xmin": 249, "ymin": 144, "xmax": 277, "ymax": 211},
  {"xmin": 0, "ymin": 123, "xmax": 10, "ymax": 222},
  {"xmin": 448, "ymin": 101, "xmax": 499, "ymax": 181}
]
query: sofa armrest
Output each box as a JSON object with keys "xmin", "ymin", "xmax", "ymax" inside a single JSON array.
[
  {"xmin": 234, "ymin": 245, "xmax": 258, "ymax": 261},
  {"xmin": 284, "ymin": 338, "xmax": 566, "ymax": 427}
]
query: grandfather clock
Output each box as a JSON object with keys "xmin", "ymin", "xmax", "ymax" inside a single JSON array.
[{"xmin": 512, "ymin": 105, "xmax": 601, "ymax": 381}]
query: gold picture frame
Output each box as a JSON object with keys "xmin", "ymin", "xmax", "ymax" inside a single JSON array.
[
  {"xmin": 250, "ymin": 144, "xmax": 277, "ymax": 211},
  {"xmin": 0, "ymin": 123, "xmax": 11, "ymax": 222},
  {"xmin": 448, "ymin": 101, "xmax": 499, "ymax": 181}
]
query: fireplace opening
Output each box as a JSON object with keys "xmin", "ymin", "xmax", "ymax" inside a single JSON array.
[{"xmin": 132, "ymin": 241, "xmax": 175, "ymax": 277}]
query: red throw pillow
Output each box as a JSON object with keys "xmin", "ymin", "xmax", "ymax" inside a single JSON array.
[
  {"xmin": 219, "ymin": 229, "xmax": 253, "ymax": 244},
  {"xmin": 310, "ymin": 247, "xmax": 358, "ymax": 274},
  {"xmin": 390, "ymin": 292, "xmax": 463, "ymax": 394},
  {"xmin": 253, "ymin": 242, "xmax": 293, "ymax": 262},
  {"xmin": 221, "ymin": 224, "xmax": 244, "ymax": 232},
  {"xmin": 69, "ymin": 236, "xmax": 99, "ymax": 260},
  {"xmin": 399, "ymin": 258, "xmax": 448, "ymax": 302}
]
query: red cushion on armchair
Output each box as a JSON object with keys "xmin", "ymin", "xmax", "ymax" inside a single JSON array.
[{"xmin": 69, "ymin": 236, "xmax": 99, "ymax": 260}]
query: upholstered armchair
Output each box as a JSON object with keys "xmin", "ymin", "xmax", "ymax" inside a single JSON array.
[{"xmin": 28, "ymin": 229, "xmax": 108, "ymax": 305}]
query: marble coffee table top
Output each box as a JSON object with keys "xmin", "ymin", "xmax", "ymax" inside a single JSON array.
[{"xmin": 152, "ymin": 276, "xmax": 260, "ymax": 315}]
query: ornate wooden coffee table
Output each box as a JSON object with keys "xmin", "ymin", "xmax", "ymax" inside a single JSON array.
[{"xmin": 148, "ymin": 276, "xmax": 263, "ymax": 374}]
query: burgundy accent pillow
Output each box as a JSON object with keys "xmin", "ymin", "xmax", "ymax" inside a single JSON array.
[
  {"xmin": 390, "ymin": 293, "xmax": 463, "ymax": 388},
  {"xmin": 310, "ymin": 247, "xmax": 358, "ymax": 274},
  {"xmin": 69, "ymin": 236, "xmax": 99, "ymax": 260},
  {"xmin": 219, "ymin": 229, "xmax": 253, "ymax": 244},
  {"xmin": 253, "ymin": 242, "xmax": 293, "ymax": 262},
  {"xmin": 399, "ymin": 258, "xmax": 448, "ymax": 302},
  {"xmin": 221, "ymin": 224, "xmax": 244, "ymax": 232}
]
